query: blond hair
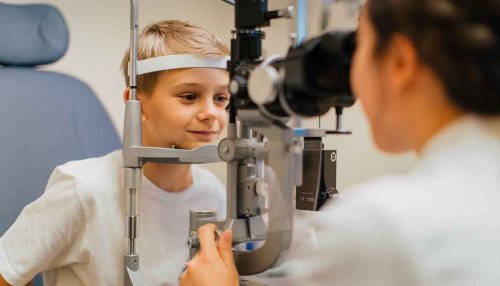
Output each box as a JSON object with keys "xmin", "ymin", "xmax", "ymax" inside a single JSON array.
[{"xmin": 121, "ymin": 20, "xmax": 229, "ymax": 96}]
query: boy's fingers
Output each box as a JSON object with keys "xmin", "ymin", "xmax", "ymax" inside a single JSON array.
[
  {"xmin": 217, "ymin": 229, "xmax": 235, "ymax": 265},
  {"xmin": 198, "ymin": 224, "xmax": 218, "ymax": 256}
]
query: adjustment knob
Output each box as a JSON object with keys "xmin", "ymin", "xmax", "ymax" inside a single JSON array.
[
  {"xmin": 229, "ymin": 75, "xmax": 246, "ymax": 96},
  {"xmin": 248, "ymin": 65, "xmax": 279, "ymax": 105}
]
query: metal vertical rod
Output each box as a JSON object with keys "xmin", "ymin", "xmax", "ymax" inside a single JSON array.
[
  {"xmin": 336, "ymin": 113, "xmax": 342, "ymax": 131},
  {"xmin": 129, "ymin": 0, "xmax": 139, "ymax": 100},
  {"xmin": 127, "ymin": 188, "xmax": 139, "ymax": 254},
  {"xmin": 124, "ymin": 2, "xmax": 145, "ymax": 285},
  {"xmin": 295, "ymin": 0, "xmax": 307, "ymax": 45},
  {"xmin": 126, "ymin": 0, "xmax": 140, "ymax": 256},
  {"xmin": 241, "ymin": 124, "xmax": 252, "ymax": 139},
  {"xmin": 335, "ymin": 106, "xmax": 343, "ymax": 131},
  {"xmin": 226, "ymin": 121, "xmax": 238, "ymax": 220}
]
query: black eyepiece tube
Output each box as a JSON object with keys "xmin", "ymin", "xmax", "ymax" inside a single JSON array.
[{"xmin": 283, "ymin": 31, "xmax": 356, "ymax": 117}]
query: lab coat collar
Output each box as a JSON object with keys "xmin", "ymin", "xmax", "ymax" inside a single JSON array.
[{"xmin": 419, "ymin": 115, "xmax": 500, "ymax": 160}]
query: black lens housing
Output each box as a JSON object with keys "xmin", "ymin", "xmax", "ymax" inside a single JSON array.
[{"xmin": 282, "ymin": 31, "xmax": 356, "ymax": 117}]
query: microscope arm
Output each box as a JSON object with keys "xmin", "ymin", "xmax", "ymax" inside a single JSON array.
[
  {"xmin": 230, "ymin": 110, "xmax": 295, "ymax": 275},
  {"xmin": 124, "ymin": 145, "xmax": 221, "ymax": 164}
]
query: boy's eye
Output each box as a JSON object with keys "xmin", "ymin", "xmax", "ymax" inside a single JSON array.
[
  {"xmin": 179, "ymin": 93, "xmax": 198, "ymax": 101},
  {"xmin": 214, "ymin": 94, "xmax": 229, "ymax": 103},
  {"xmin": 214, "ymin": 94, "xmax": 230, "ymax": 106}
]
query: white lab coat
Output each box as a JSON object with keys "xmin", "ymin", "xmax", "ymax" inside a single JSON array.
[{"xmin": 280, "ymin": 116, "xmax": 500, "ymax": 286}]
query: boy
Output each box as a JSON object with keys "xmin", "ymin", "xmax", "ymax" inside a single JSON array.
[{"xmin": 0, "ymin": 20, "xmax": 230, "ymax": 286}]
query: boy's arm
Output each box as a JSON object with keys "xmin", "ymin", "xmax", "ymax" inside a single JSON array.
[
  {"xmin": 0, "ymin": 167, "xmax": 85, "ymax": 285},
  {"xmin": 0, "ymin": 274, "xmax": 33, "ymax": 286}
]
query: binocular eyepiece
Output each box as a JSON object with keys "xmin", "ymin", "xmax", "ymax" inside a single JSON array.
[
  {"xmin": 230, "ymin": 30, "xmax": 356, "ymax": 119},
  {"xmin": 284, "ymin": 31, "xmax": 356, "ymax": 117}
]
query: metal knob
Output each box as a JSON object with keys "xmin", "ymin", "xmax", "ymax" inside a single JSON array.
[{"xmin": 248, "ymin": 65, "xmax": 279, "ymax": 105}]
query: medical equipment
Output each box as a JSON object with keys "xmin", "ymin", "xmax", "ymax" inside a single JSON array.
[
  {"xmin": 188, "ymin": 0, "xmax": 356, "ymax": 277},
  {"xmin": 122, "ymin": 2, "xmax": 229, "ymax": 284},
  {"xmin": 123, "ymin": 0, "xmax": 355, "ymax": 285}
]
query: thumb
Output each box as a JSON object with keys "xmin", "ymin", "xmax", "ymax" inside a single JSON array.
[{"xmin": 217, "ymin": 229, "xmax": 234, "ymax": 264}]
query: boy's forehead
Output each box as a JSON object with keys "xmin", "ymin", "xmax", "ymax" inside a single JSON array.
[{"xmin": 157, "ymin": 68, "xmax": 229, "ymax": 87}]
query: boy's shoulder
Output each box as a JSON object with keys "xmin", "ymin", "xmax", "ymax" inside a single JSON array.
[
  {"xmin": 47, "ymin": 150, "xmax": 123, "ymax": 194},
  {"xmin": 56, "ymin": 150, "xmax": 122, "ymax": 177}
]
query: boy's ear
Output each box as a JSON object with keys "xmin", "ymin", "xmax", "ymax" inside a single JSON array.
[
  {"xmin": 123, "ymin": 89, "xmax": 147, "ymax": 122},
  {"xmin": 123, "ymin": 88, "xmax": 144, "ymax": 102},
  {"xmin": 122, "ymin": 88, "xmax": 130, "ymax": 103}
]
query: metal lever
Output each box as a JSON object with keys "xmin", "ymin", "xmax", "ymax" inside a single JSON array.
[{"xmin": 265, "ymin": 6, "xmax": 294, "ymax": 20}]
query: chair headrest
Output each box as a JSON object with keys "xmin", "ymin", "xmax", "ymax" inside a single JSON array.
[{"xmin": 0, "ymin": 2, "xmax": 69, "ymax": 66}]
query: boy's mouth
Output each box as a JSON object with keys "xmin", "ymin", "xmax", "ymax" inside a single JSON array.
[
  {"xmin": 189, "ymin": 130, "xmax": 218, "ymax": 134},
  {"xmin": 188, "ymin": 130, "xmax": 219, "ymax": 141}
]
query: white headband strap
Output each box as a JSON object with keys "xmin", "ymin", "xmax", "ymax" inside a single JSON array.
[{"xmin": 136, "ymin": 54, "xmax": 229, "ymax": 75}]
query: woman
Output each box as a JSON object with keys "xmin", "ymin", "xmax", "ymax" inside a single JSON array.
[{"xmin": 180, "ymin": 0, "xmax": 500, "ymax": 285}]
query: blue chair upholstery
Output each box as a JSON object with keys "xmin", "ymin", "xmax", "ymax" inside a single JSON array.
[{"xmin": 0, "ymin": 2, "xmax": 121, "ymax": 285}]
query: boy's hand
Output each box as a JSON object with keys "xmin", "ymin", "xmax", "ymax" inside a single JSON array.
[{"xmin": 180, "ymin": 224, "xmax": 239, "ymax": 286}]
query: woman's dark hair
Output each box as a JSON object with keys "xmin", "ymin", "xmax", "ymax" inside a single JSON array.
[{"xmin": 368, "ymin": 0, "xmax": 500, "ymax": 115}]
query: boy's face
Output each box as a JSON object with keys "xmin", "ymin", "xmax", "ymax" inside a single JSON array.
[{"xmin": 140, "ymin": 68, "xmax": 230, "ymax": 150}]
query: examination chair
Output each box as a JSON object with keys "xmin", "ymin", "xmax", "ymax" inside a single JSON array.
[{"xmin": 0, "ymin": 2, "xmax": 121, "ymax": 285}]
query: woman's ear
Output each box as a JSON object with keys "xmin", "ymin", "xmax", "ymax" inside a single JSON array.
[{"xmin": 385, "ymin": 34, "xmax": 419, "ymax": 94}]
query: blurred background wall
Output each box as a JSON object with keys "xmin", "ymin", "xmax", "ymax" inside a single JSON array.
[{"xmin": 3, "ymin": 0, "xmax": 416, "ymax": 190}]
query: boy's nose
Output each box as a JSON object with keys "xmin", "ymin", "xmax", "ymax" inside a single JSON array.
[{"xmin": 197, "ymin": 100, "xmax": 218, "ymax": 121}]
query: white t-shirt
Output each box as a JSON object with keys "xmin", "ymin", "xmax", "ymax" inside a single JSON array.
[
  {"xmin": 0, "ymin": 150, "xmax": 226, "ymax": 286},
  {"xmin": 278, "ymin": 116, "xmax": 500, "ymax": 286}
]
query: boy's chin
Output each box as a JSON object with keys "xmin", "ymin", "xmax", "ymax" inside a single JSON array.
[{"xmin": 178, "ymin": 141, "xmax": 216, "ymax": 150}]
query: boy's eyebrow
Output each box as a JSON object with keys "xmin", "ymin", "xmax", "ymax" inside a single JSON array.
[
  {"xmin": 172, "ymin": 82, "xmax": 203, "ymax": 89},
  {"xmin": 172, "ymin": 82, "xmax": 229, "ymax": 91},
  {"xmin": 215, "ymin": 84, "xmax": 230, "ymax": 92}
]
